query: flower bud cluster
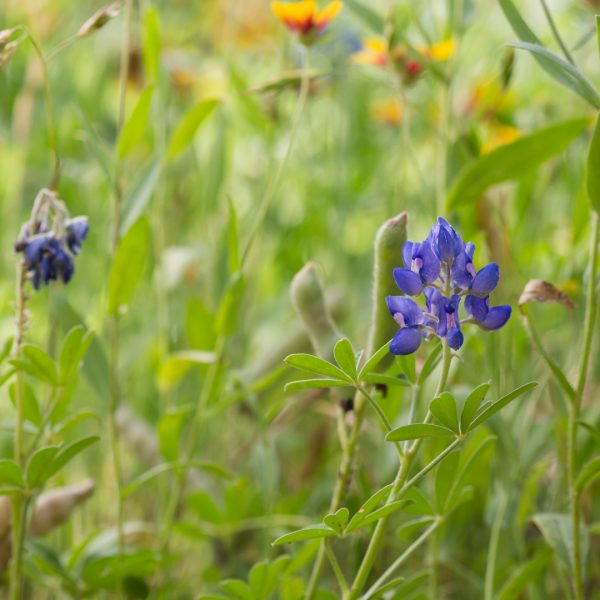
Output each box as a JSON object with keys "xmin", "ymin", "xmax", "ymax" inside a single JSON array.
[
  {"xmin": 386, "ymin": 217, "xmax": 511, "ymax": 355},
  {"xmin": 14, "ymin": 190, "xmax": 89, "ymax": 290}
]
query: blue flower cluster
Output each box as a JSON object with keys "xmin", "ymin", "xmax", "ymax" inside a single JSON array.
[
  {"xmin": 15, "ymin": 216, "xmax": 89, "ymax": 290},
  {"xmin": 386, "ymin": 218, "xmax": 511, "ymax": 355}
]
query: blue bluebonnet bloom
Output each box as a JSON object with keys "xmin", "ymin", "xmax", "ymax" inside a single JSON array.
[
  {"xmin": 387, "ymin": 217, "xmax": 511, "ymax": 354},
  {"xmin": 15, "ymin": 203, "xmax": 89, "ymax": 290}
]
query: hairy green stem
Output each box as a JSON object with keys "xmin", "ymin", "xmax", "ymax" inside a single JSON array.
[
  {"xmin": 484, "ymin": 488, "xmax": 508, "ymax": 600},
  {"xmin": 363, "ymin": 519, "xmax": 441, "ymax": 600},
  {"xmin": 569, "ymin": 210, "xmax": 599, "ymax": 599},
  {"xmin": 9, "ymin": 261, "xmax": 28, "ymax": 600},
  {"xmin": 346, "ymin": 343, "xmax": 453, "ymax": 599}
]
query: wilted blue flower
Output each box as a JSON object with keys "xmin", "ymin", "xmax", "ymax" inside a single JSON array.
[
  {"xmin": 386, "ymin": 217, "xmax": 511, "ymax": 355},
  {"xmin": 15, "ymin": 214, "xmax": 88, "ymax": 290}
]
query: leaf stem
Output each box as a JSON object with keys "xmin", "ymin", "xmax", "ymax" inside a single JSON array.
[
  {"xmin": 362, "ymin": 519, "xmax": 441, "ymax": 600},
  {"xmin": 346, "ymin": 343, "xmax": 453, "ymax": 599},
  {"xmin": 569, "ymin": 209, "xmax": 599, "ymax": 599},
  {"xmin": 324, "ymin": 540, "xmax": 349, "ymax": 596}
]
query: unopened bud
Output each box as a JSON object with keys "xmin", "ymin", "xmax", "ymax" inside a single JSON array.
[
  {"xmin": 77, "ymin": 3, "xmax": 121, "ymax": 39},
  {"xmin": 367, "ymin": 212, "xmax": 408, "ymax": 362},
  {"xmin": 290, "ymin": 262, "xmax": 342, "ymax": 360}
]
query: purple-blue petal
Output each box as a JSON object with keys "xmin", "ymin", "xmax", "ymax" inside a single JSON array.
[
  {"xmin": 402, "ymin": 241, "xmax": 414, "ymax": 269},
  {"xmin": 393, "ymin": 268, "xmax": 423, "ymax": 296},
  {"xmin": 390, "ymin": 327, "xmax": 422, "ymax": 355},
  {"xmin": 415, "ymin": 241, "xmax": 441, "ymax": 282},
  {"xmin": 465, "ymin": 295, "xmax": 489, "ymax": 322},
  {"xmin": 480, "ymin": 305, "xmax": 512, "ymax": 331},
  {"xmin": 446, "ymin": 326, "xmax": 464, "ymax": 350},
  {"xmin": 472, "ymin": 263, "xmax": 500, "ymax": 294},
  {"xmin": 386, "ymin": 296, "xmax": 424, "ymax": 327},
  {"xmin": 429, "ymin": 217, "xmax": 464, "ymax": 261}
]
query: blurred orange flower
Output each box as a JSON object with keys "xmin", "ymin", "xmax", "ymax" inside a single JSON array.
[
  {"xmin": 272, "ymin": 1, "xmax": 342, "ymax": 44},
  {"xmin": 370, "ymin": 98, "xmax": 403, "ymax": 126}
]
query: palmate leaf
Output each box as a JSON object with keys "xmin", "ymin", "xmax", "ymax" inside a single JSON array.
[
  {"xmin": 358, "ymin": 340, "xmax": 391, "ymax": 379},
  {"xmin": 429, "ymin": 392, "xmax": 459, "ymax": 433},
  {"xmin": 333, "ymin": 338, "xmax": 357, "ymax": 380},
  {"xmin": 322, "ymin": 507, "xmax": 349, "ymax": 534},
  {"xmin": 272, "ymin": 524, "xmax": 336, "ymax": 546},
  {"xmin": 284, "ymin": 353, "xmax": 351, "ymax": 383},
  {"xmin": 386, "ymin": 423, "xmax": 455, "ymax": 442},
  {"xmin": 460, "ymin": 382, "xmax": 491, "ymax": 433}
]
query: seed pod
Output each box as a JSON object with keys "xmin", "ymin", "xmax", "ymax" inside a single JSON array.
[
  {"xmin": 367, "ymin": 212, "xmax": 408, "ymax": 363},
  {"xmin": 290, "ymin": 262, "xmax": 342, "ymax": 360},
  {"xmin": 29, "ymin": 480, "xmax": 95, "ymax": 537},
  {"xmin": 518, "ymin": 279, "xmax": 575, "ymax": 310}
]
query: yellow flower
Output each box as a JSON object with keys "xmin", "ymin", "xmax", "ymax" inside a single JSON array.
[
  {"xmin": 370, "ymin": 98, "xmax": 403, "ymax": 126},
  {"xmin": 272, "ymin": 1, "xmax": 342, "ymax": 43},
  {"xmin": 419, "ymin": 38, "xmax": 456, "ymax": 62},
  {"xmin": 482, "ymin": 124, "xmax": 520, "ymax": 153},
  {"xmin": 352, "ymin": 37, "xmax": 387, "ymax": 66}
]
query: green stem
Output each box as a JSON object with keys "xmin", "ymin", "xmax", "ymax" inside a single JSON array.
[
  {"xmin": 241, "ymin": 45, "xmax": 310, "ymax": 266},
  {"xmin": 324, "ymin": 540, "xmax": 349, "ymax": 596},
  {"xmin": 569, "ymin": 210, "xmax": 599, "ymax": 600},
  {"xmin": 357, "ymin": 386, "xmax": 403, "ymax": 458},
  {"xmin": 9, "ymin": 261, "xmax": 28, "ymax": 600},
  {"xmin": 363, "ymin": 519, "xmax": 441, "ymax": 600},
  {"xmin": 24, "ymin": 30, "xmax": 60, "ymax": 190},
  {"xmin": 107, "ymin": 0, "xmax": 134, "ymax": 577},
  {"xmin": 483, "ymin": 488, "xmax": 508, "ymax": 600},
  {"xmin": 539, "ymin": 0, "xmax": 575, "ymax": 66},
  {"xmin": 347, "ymin": 343, "xmax": 453, "ymax": 599}
]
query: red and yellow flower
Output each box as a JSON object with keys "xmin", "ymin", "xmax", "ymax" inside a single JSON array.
[{"xmin": 272, "ymin": 1, "xmax": 342, "ymax": 44}]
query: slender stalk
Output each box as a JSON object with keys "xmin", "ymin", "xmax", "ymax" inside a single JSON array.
[
  {"xmin": 363, "ymin": 519, "xmax": 441, "ymax": 600},
  {"xmin": 357, "ymin": 386, "xmax": 403, "ymax": 457},
  {"xmin": 9, "ymin": 261, "xmax": 28, "ymax": 600},
  {"xmin": 539, "ymin": 0, "xmax": 575, "ymax": 66},
  {"xmin": 107, "ymin": 0, "xmax": 134, "ymax": 574},
  {"xmin": 324, "ymin": 540, "xmax": 349, "ymax": 596},
  {"xmin": 24, "ymin": 29, "xmax": 60, "ymax": 190},
  {"xmin": 346, "ymin": 343, "xmax": 453, "ymax": 599},
  {"xmin": 484, "ymin": 488, "xmax": 508, "ymax": 600},
  {"xmin": 568, "ymin": 210, "xmax": 599, "ymax": 599},
  {"xmin": 241, "ymin": 45, "xmax": 310, "ymax": 266}
]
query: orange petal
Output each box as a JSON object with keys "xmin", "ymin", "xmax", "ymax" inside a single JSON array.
[
  {"xmin": 315, "ymin": 0, "xmax": 342, "ymax": 29},
  {"xmin": 272, "ymin": 1, "xmax": 317, "ymax": 30}
]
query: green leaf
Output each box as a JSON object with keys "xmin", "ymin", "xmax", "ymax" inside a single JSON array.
[
  {"xmin": 417, "ymin": 342, "xmax": 442, "ymax": 385},
  {"xmin": 284, "ymin": 353, "xmax": 352, "ymax": 382},
  {"xmin": 507, "ymin": 42, "xmax": 600, "ymax": 110},
  {"xmin": 157, "ymin": 350, "xmax": 217, "ymax": 392},
  {"xmin": 187, "ymin": 491, "xmax": 222, "ymax": 524},
  {"xmin": 272, "ymin": 524, "xmax": 336, "ymax": 546},
  {"xmin": 361, "ymin": 373, "xmax": 411, "ymax": 387},
  {"xmin": 9, "ymin": 381, "xmax": 42, "ymax": 427},
  {"xmin": 284, "ymin": 378, "xmax": 351, "ymax": 392},
  {"xmin": 386, "ymin": 423, "xmax": 455, "ymax": 442},
  {"xmin": 344, "ymin": 0, "xmax": 384, "ymax": 32},
  {"xmin": 359, "ymin": 340, "xmax": 391, "ymax": 379},
  {"xmin": 26, "ymin": 446, "xmax": 60, "ymax": 488},
  {"xmin": 576, "ymin": 457, "xmax": 600, "ymax": 493},
  {"xmin": 158, "ymin": 407, "xmax": 192, "ymax": 462},
  {"xmin": 46, "ymin": 436, "xmax": 100, "ymax": 482},
  {"xmin": 322, "ymin": 507, "xmax": 349, "ymax": 535},
  {"xmin": 586, "ymin": 113, "xmax": 600, "ymax": 213},
  {"xmin": 107, "ymin": 217, "xmax": 151, "ymax": 316},
  {"xmin": 121, "ymin": 160, "xmax": 162, "ymax": 235},
  {"xmin": 333, "ymin": 338, "xmax": 357, "ymax": 380},
  {"xmin": 227, "ymin": 197, "xmax": 240, "ymax": 275},
  {"xmin": 167, "ymin": 99, "xmax": 219, "ymax": 159},
  {"xmin": 460, "ymin": 382, "xmax": 490, "ymax": 433},
  {"xmin": 430, "ymin": 392, "xmax": 459, "ymax": 433},
  {"xmin": 59, "ymin": 326, "xmax": 93, "ymax": 384},
  {"xmin": 395, "ymin": 353, "xmax": 416, "ymax": 384},
  {"xmin": 215, "ymin": 273, "xmax": 246, "ymax": 337},
  {"xmin": 468, "ymin": 382, "xmax": 538, "ymax": 430},
  {"xmin": 495, "ymin": 548, "xmax": 553, "ymax": 600},
  {"xmin": 117, "ymin": 86, "xmax": 155, "ymax": 158},
  {"xmin": 532, "ymin": 512, "xmax": 588, "ymax": 574},
  {"xmin": 447, "ymin": 118, "xmax": 588, "ymax": 208},
  {"xmin": 143, "ymin": 7, "xmax": 161, "ymax": 82},
  {"xmin": 19, "ymin": 344, "xmax": 58, "ymax": 385},
  {"xmin": 345, "ymin": 500, "xmax": 413, "ymax": 534},
  {"xmin": 0, "ymin": 460, "xmax": 24, "ymax": 488}
]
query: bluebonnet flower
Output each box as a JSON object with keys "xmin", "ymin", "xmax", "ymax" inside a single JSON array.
[
  {"xmin": 387, "ymin": 217, "xmax": 511, "ymax": 354},
  {"xmin": 15, "ymin": 193, "xmax": 88, "ymax": 290}
]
